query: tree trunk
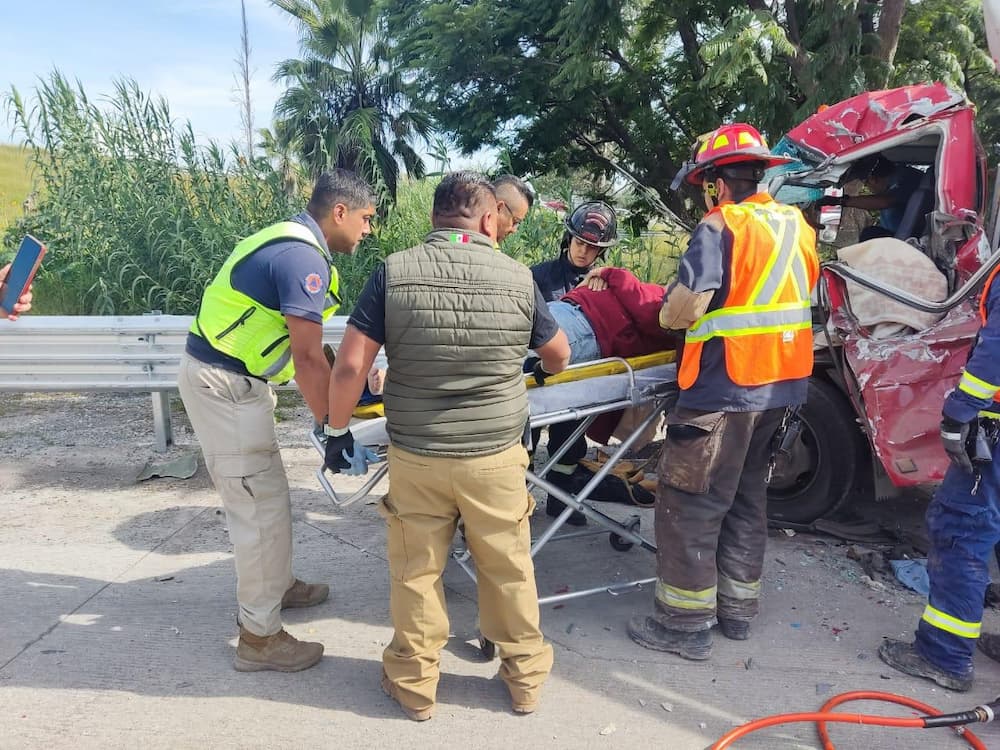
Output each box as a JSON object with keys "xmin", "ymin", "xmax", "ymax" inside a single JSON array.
[{"xmin": 875, "ymin": 0, "xmax": 907, "ymax": 82}]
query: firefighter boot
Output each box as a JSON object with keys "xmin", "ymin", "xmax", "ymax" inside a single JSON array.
[
  {"xmin": 627, "ymin": 615, "xmax": 712, "ymax": 660},
  {"xmin": 977, "ymin": 632, "xmax": 1000, "ymax": 664},
  {"xmin": 717, "ymin": 618, "xmax": 750, "ymax": 641},
  {"xmin": 878, "ymin": 639, "xmax": 972, "ymax": 692},
  {"xmin": 281, "ymin": 578, "xmax": 329, "ymax": 609},
  {"xmin": 234, "ymin": 627, "xmax": 324, "ymax": 672}
]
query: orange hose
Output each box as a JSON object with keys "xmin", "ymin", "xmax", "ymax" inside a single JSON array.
[
  {"xmin": 710, "ymin": 690, "xmax": 988, "ymax": 750},
  {"xmin": 816, "ymin": 691, "xmax": 988, "ymax": 750}
]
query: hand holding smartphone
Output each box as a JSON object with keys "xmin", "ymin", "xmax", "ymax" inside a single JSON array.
[{"xmin": 0, "ymin": 235, "xmax": 46, "ymax": 320}]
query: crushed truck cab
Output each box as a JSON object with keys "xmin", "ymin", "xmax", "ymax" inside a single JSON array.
[{"xmin": 763, "ymin": 83, "xmax": 998, "ymax": 523}]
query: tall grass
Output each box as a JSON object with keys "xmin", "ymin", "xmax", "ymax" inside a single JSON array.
[
  {"xmin": 5, "ymin": 71, "xmax": 680, "ymax": 315},
  {"xmin": 5, "ymin": 72, "xmax": 300, "ymax": 315},
  {"xmin": 0, "ymin": 144, "xmax": 34, "ymax": 237}
]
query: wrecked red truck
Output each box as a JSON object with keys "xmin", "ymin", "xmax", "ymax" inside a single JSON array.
[{"xmin": 762, "ymin": 83, "xmax": 998, "ymax": 524}]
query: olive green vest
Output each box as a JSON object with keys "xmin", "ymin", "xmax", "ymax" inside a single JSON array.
[
  {"xmin": 190, "ymin": 221, "xmax": 340, "ymax": 383},
  {"xmin": 383, "ymin": 229, "xmax": 534, "ymax": 456}
]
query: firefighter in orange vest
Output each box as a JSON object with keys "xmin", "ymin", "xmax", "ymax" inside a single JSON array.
[{"xmin": 628, "ymin": 124, "xmax": 819, "ymax": 660}]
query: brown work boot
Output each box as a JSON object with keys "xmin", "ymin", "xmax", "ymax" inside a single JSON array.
[
  {"xmin": 977, "ymin": 632, "xmax": 1000, "ymax": 664},
  {"xmin": 511, "ymin": 699, "xmax": 539, "ymax": 715},
  {"xmin": 509, "ymin": 686, "xmax": 540, "ymax": 715},
  {"xmin": 381, "ymin": 671, "xmax": 434, "ymax": 721},
  {"xmin": 281, "ymin": 579, "xmax": 329, "ymax": 609},
  {"xmin": 234, "ymin": 627, "xmax": 324, "ymax": 672}
]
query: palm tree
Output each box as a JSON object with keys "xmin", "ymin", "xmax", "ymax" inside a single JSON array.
[{"xmin": 270, "ymin": 0, "xmax": 433, "ymax": 206}]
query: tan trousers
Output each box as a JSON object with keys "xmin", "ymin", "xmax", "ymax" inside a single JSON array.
[
  {"xmin": 177, "ymin": 354, "xmax": 295, "ymax": 637},
  {"xmin": 380, "ymin": 443, "xmax": 553, "ymax": 710}
]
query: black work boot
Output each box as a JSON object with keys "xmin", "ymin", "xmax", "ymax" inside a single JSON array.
[
  {"xmin": 878, "ymin": 639, "xmax": 972, "ymax": 692},
  {"xmin": 545, "ymin": 495, "xmax": 587, "ymax": 526},
  {"xmin": 627, "ymin": 615, "xmax": 712, "ymax": 660},
  {"xmin": 545, "ymin": 469, "xmax": 588, "ymax": 526},
  {"xmin": 717, "ymin": 617, "xmax": 750, "ymax": 641},
  {"xmin": 977, "ymin": 632, "xmax": 1000, "ymax": 664}
]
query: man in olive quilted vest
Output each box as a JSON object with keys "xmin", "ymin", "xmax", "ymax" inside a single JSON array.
[{"xmin": 324, "ymin": 172, "xmax": 571, "ymax": 720}]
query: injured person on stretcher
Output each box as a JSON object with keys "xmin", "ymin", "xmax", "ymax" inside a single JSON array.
[
  {"xmin": 336, "ymin": 266, "xmax": 679, "ymax": 524},
  {"xmin": 528, "ymin": 266, "xmax": 677, "ymax": 525}
]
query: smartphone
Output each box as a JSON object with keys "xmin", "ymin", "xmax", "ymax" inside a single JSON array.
[{"xmin": 0, "ymin": 235, "xmax": 46, "ymax": 315}]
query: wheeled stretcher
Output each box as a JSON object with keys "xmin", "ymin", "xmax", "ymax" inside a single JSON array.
[{"xmin": 309, "ymin": 352, "xmax": 678, "ymax": 608}]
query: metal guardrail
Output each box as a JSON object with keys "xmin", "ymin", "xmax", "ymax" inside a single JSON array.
[{"xmin": 0, "ymin": 314, "xmax": 351, "ymax": 451}]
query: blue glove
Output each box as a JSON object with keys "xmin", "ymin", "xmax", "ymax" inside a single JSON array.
[
  {"xmin": 323, "ymin": 427, "xmax": 383, "ymax": 475},
  {"xmin": 342, "ymin": 441, "xmax": 382, "ymax": 476}
]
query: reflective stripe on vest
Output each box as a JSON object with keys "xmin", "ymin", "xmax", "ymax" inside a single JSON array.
[
  {"xmin": 655, "ymin": 580, "xmax": 717, "ymax": 611},
  {"xmin": 678, "ymin": 196, "xmax": 818, "ymax": 389},
  {"xmin": 972, "ymin": 264, "xmax": 1000, "ymax": 413},
  {"xmin": 921, "ymin": 604, "xmax": 981, "ymax": 639},
  {"xmin": 190, "ymin": 221, "xmax": 340, "ymax": 383}
]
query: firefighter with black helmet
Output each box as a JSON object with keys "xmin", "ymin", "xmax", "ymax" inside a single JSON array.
[
  {"xmin": 628, "ymin": 123, "xmax": 819, "ymax": 660},
  {"xmin": 531, "ymin": 201, "xmax": 617, "ymax": 302},
  {"xmin": 527, "ymin": 201, "xmax": 618, "ymax": 524}
]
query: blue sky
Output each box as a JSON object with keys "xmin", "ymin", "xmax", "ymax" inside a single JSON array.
[{"xmin": 0, "ymin": 0, "xmax": 320, "ymax": 147}]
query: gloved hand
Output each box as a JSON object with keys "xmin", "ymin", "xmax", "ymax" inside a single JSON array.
[
  {"xmin": 532, "ymin": 359, "xmax": 553, "ymax": 386},
  {"xmin": 940, "ymin": 415, "xmax": 975, "ymax": 473},
  {"xmin": 323, "ymin": 427, "xmax": 382, "ymax": 476},
  {"xmin": 816, "ymin": 195, "xmax": 844, "ymax": 208}
]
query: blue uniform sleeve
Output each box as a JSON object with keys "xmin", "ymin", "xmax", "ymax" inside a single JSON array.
[
  {"xmin": 271, "ymin": 243, "xmax": 330, "ymax": 323},
  {"xmin": 943, "ymin": 281, "xmax": 1000, "ymax": 422},
  {"xmin": 529, "ymin": 283, "xmax": 560, "ymax": 349},
  {"xmin": 676, "ymin": 222, "xmax": 724, "ymax": 293},
  {"xmin": 348, "ymin": 263, "xmax": 387, "ymax": 345}
]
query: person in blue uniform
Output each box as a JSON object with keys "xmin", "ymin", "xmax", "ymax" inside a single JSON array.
[{"xmin": 879, "ymin": 265, "xmax": 1000, "ymax": 691}]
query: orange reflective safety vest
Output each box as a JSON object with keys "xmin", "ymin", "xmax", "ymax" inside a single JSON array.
[
  {"xmin": 961, "ymin": 263, "xmax": 1000, "ymax": 416},
  {"xmin": 678, "ymin": 193, "xmax": 819, "ymax": 390}
]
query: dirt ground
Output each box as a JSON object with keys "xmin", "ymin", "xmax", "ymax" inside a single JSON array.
[{"xmin": 1, "ymin": 390, "xmax": 999, "ymax": 749}]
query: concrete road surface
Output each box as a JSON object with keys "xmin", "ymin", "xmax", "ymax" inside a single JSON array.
[{"xmin": 1, "ymin": 392, "xmax": 998, "ymax": 749}]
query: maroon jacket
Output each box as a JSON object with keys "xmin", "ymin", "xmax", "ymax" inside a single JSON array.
[{"xmin": 561, "ymin": 268, "xmax": 676, "ymax": 358}]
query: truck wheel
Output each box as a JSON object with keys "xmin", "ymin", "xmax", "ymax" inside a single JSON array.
[{"xmin": 766, "ymin": 377, "xmax": 864, "ymax": 524}]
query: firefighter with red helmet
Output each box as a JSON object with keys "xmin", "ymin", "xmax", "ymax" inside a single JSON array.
[
  {"xmin": 879, "ymin": 264, "xmax": 1000, "ymax": 692},
  {"xmin": 531, "ymin": 201, "xmax": 617, "ymax": 302},
  {"xmin": 628, "ymin": 123, "xmax": 820, "ymax": 659}
]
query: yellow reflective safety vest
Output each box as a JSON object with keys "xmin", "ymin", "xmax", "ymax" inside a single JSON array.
[
  {"xmin": 678, "ymin": 193, "xmax": 819, "ymax": 389},
  {"xmin": 190, "ymin": 221, "xmax": 340, "ymax": 383}
]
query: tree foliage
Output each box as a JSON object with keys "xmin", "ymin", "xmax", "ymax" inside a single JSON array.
[
  {"xmin": 387, "ymin": 0, "xmax": 999, "ymax": 225},
  {"xmin": 270, "ymin": 0, "xmax": 434, "ymax": 207}
]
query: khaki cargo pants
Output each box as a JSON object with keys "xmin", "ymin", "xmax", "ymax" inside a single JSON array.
[
  {"xmin": 178, "ymin": 354, "xmax": 295, "ymax": 637},
  {"xmin": 380, "ymin": 442, "xmax": 553, "ymax": 712}
]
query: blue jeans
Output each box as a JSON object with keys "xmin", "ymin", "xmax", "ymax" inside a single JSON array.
[{"xmin": 547, "ymin": 301, "xmax": 602, "ymax": 364}]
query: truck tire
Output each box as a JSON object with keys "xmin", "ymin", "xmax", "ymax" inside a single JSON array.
[{"xmin": 766, "ymin": 377, "xmax": 865, "ymax": 524}]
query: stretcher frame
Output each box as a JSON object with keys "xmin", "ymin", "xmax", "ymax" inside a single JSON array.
[{"xmin": 310, "ymin": 355, "xmax": 678, "ymax": 607}]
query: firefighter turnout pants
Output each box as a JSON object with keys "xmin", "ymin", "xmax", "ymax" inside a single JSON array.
[
  {"xmin": 653, "ymin": 407, "xmax": 785, "ymax": 630},
  {"xmin": 177, "ymin": 354, "xmax": 295, "ymax": 637},
  {"xmin": 915, "ymin": 445, "xmax": 1000, "ymax": 678},
  {"xmin": 378, "ymin": 443, "xmax": 553, "ymax": 713}
]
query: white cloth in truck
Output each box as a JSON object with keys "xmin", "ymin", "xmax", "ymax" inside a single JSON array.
[{"xmin": 837, "ymin": 237, "xmax": 947, "ymax": 337}]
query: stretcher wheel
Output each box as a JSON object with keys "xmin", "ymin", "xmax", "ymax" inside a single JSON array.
[
  {"xmin": 609, "ymin": 518, "xmax": 640, "ymax": 552},
  {"xmin": 479, "ymin": 634, "xmax": 496, "ymax": 660}
]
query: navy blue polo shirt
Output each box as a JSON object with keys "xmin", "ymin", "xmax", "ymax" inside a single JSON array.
[{"xmin": 186, "ymin": 212, "xmax": 332, "ymax": 375}]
